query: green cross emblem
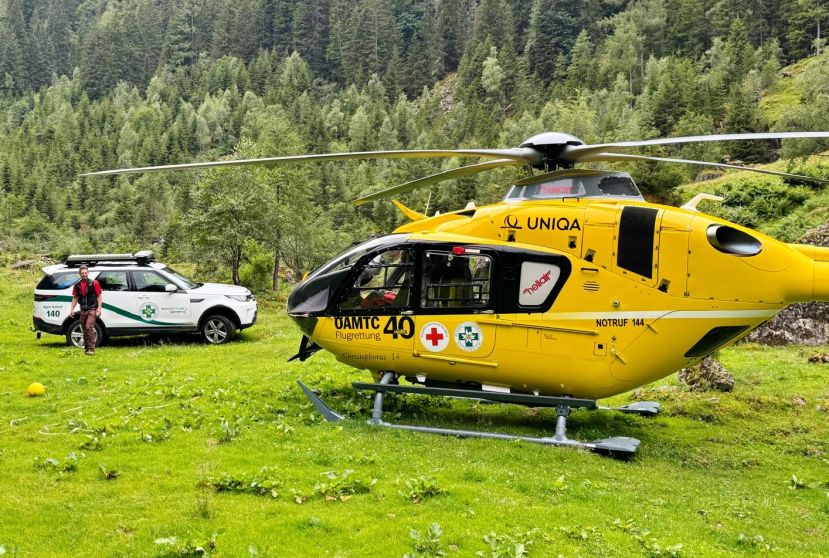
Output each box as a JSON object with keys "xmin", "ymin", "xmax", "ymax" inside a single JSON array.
[
  {"xmin": 457, "ymin": 325, "xmax": 480, "ymax": 348},
  {"xmin": 140, "ymin": 303, "xmax": 158, "ymax": 320}
]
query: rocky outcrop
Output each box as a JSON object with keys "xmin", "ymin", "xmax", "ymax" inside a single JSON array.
[
  {"xmin": 797, "ymin": 222, "xmax": 829, "ymax": 247},
  {"xmin": 746, "ymin": 302, "xmax": 829, "ymax": 345},
  {"xmin": 746, "ymin": 223, "xmax": 829, "ymax": 345},
  {"xmin": 678, "ymin": 356, "xmax": 736, "ymax": 392}
]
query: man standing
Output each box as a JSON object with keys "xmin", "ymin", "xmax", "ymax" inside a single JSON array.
[{"xmin": 69, "ymin": 265, "xmax": 102, "ymax": 355}]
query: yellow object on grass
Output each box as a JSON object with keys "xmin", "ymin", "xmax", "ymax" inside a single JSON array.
[{"xmin": 27, "ymin": 382, "xmax": 47, "ymax": 397}]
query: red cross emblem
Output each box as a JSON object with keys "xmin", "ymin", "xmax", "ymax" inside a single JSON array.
[
  {"xmin": 420, "ymin": 322, "xmax": 449, "ymax": 352},
  {"xmin": 425, "ymin": 327, "xmax": 444, "ymax": 346}
]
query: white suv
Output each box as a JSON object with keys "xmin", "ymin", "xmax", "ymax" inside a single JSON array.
[{"xmin": 33, "ymin": 251, "xmax": 257, "ymax": 347}]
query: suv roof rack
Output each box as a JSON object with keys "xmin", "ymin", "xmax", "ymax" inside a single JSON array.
[{"xmin": 65, "ymin": 250, "xmax": 155, "ymax": 267}]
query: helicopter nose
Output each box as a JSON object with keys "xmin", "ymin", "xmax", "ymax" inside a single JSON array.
[
  {"xmin": 286, "ymin": 284, "xmax": 321, "ymax": 338},
  {"xmin": 286, "ymin": 266, "xmax": 352, "ymax": 336},
  {"xmin": 286, "ymin": 282, "xmax": 325, "ymax": 337}
]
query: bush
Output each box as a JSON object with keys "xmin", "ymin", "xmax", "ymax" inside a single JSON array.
[{"xmin": 239, "ymin": 243, "xmax": 273, "ymax": 292}]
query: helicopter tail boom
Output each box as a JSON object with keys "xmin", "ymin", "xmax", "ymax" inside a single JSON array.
[
  {"xmin": 811, "ymin": 246, "xmax": 829, "ymax": 301},
  {"xmin": 789, "ymin": 244, "xmax": 829, "ymax": 301}
]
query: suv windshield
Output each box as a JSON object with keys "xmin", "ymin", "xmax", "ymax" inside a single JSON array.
[{"xmin": 163, "ymin": 267, "xmax": 200, "ymax": 289}]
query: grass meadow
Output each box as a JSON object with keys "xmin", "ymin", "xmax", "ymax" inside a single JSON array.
[{"xmin": 1, "ymin": 267, "xmax": 828, "ymax": 557}]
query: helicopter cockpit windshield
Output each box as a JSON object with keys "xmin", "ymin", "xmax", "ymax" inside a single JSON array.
[
  {"xmin": 504, "ymin": 169, "xmax": 644, "ymax": 202},
  {"xmin": 287, "ymin": 234, "xmax": 410, "ymax": 315}
]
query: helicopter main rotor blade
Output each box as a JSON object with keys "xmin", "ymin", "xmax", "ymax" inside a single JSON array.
[
  {"xmin": 566, "ymin": 131, "xmax": 829, "ymax": 163},
  {"xmin": 352, "ymin": 158, "xmax": 525, "ymax": 206},
  {"xmin": 80, "ymin": 148, "xmax": 541, "ymax": 177},
  {"xmin": 592, "ymin": 152, "xmax": 829, "ymax": 184}
]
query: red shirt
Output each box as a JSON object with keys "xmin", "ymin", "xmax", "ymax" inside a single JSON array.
[{"xmin": 78, "ymin": 279, "xmax": 102, "ymax": 297}]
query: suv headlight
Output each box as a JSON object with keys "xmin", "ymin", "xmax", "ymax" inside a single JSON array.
[{"xmin": 225, "ymin": 294, "xmax": 255, "ymax": 302}]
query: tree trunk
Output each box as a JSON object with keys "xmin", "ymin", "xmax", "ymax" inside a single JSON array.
[
  {"xmin": 231, "ymin": 246, "xmax": 242, "ymax": 285},
  {"xmin": 272, "ymin": 247, "xmax": 280, "ymax": 292},
  {"xmin": 272, "ymin": 228, "xmax": 281, "ymax": 291}
]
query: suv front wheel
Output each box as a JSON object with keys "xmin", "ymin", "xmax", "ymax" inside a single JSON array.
[
  {"xmin": 201, "ymin": 314, "xmax": 236, "ymax": 345},
  {"xmin": 66, "ymin": 319, "xmax": 104, "ymax": 348}
]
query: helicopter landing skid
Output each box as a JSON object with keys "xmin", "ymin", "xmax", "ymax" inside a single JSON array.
[
  {"xmin": 297, "ymin": 375, "xmax": 641, "ymax": 459},
  {"xmin": 599, "ymin": 401, "xmax": 661, "ymax": 417}
]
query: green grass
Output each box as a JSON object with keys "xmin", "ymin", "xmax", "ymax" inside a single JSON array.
[
  {"xmin": 1, "ymin": 267, "xmax": 828, "ymax": 557},
  {"xmin": 758, "ymin": 56, "xmax": 814, "ymax": 125}
]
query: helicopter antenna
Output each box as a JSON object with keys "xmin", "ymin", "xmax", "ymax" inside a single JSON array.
[{"xmin": 424, "ymin": 191, "xmax": 432, "ymax": 216}]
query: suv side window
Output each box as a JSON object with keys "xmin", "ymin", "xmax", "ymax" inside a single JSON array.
[
  {"xmin": 131, "ymin": 271, "xmax": 173, "ymax": 292},
  {"xmin": 37, "ymin": 272, "xmax": 79, "ymax": 290},
  {"xmin": 97, "ymin": 271, "xmax": 129, "ymax": 291},
  {"xmin": 421, "ymin": 251, "xmax": 491, "ymax": 309}
]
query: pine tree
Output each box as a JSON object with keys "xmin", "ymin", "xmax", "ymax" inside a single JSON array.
[
  {"xmin": 457, "ymin": 0, "xmax": 517, "ymax": 102},
  {"xmin": 0, "ymin": 0, "xmax": 30, "ymax": 94},
  {"xmin": 724, "ymin": 80, "xmax": 771, "ymax": 162},
  {"xmin": 292, "ymin": 0, "xmax": 330, "ymax": 77},
  {"xmin": 724, "ymin": 18, "xmax": 757, "ymax": 81},
  {"xmin": 436, "ymin": 0, "xmax": 473, "ymax": 74},
  {"xmin": 338, "ymin": 0, "xmax": 399, "ymax": 85},
  {"xmin": 784, "ymin": 0, "xmax": 829, "ymax": 60},
  {"xmin": 211, "ymin": 3, "xmax": 238, "ymax": 60},
  {"xmin": 525, "ymin": 0, "xmax": 579, "ymax": 84},
  {"xmin": 566, "ymin": 30, "xmax": 595, "ymax": 91},
  {"xmin": 163, "ymin": 1, "xmax": 199, "ymax": 67},
  {"xmin": 271, "ymin": 0, "xmax": 298, "ymax": 56},
  {"xmin": 79, "ymin": 4, "xmax": 129, "ymax": 99}
]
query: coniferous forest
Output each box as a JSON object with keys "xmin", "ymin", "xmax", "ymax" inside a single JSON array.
[{"xmin": 1, "ymin": 0, "xmax": 829, "ymax": 288}]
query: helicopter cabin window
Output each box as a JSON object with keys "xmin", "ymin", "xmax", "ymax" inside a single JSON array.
[
  {"xmin": 597, "ymin": 175, "xmax": 639, "ymax": 196},
  {"xmin": 510, "ymin": 179, "xmax": 587, "ymax": 200},
  {"xmin": 519, "ymin": 261, "xmax": 562, "ymax": 307},
  {"xmin": 421, "ymin": 250, "xmax": 492, "ymax": 309},
  {"xmin": 505, "ymin": 172, "xmax": 643, "ymax": 201},
  {"xmin": 338, "ymin": 248, "xmax": 414, "ymax": 311}
]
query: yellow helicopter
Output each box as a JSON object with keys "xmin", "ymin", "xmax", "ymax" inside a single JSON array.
[{"xmin": 85, "ymin": 131, "xmax": 829, "ymax": 457}]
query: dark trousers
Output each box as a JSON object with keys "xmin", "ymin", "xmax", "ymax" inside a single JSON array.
[{"xmin": 79, "ymin": 308, "xmax": 97, "ymax": 351}]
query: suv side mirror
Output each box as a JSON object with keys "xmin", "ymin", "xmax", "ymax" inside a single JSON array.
[{"xmin": 164, "ymin": 283, "xmax": 178, "ymax": 293}]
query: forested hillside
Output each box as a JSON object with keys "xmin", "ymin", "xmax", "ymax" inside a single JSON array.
[{"xmin": 1, "ymin": 0, "xmax": 828, "ymax": 288}]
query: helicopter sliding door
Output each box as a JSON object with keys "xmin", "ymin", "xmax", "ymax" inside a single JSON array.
[{"xmin": 412, "ymin": 248, "xmax": 498, "ymax": 366}]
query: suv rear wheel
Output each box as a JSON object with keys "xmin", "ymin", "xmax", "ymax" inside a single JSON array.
[
  {"xmin": 201, "ymin": 314, "xmax": 235, "ymax": 344},
  {"xmin": 66, "ymin": 319, "xmax": 104, "ymax": 348}
]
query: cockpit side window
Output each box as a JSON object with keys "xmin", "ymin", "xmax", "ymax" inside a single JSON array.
[
  {"xmin": 337, "ymin": 248, "xmax": 414, "ymax": 312},
  {"xmin": 421, "ymin": 251, "xmax": 492, "ymax": 309}
]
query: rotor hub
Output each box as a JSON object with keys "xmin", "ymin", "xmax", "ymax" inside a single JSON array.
[{"xmin": 520, "ymin": 132, "xmax": 585, "ymax": 170}]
